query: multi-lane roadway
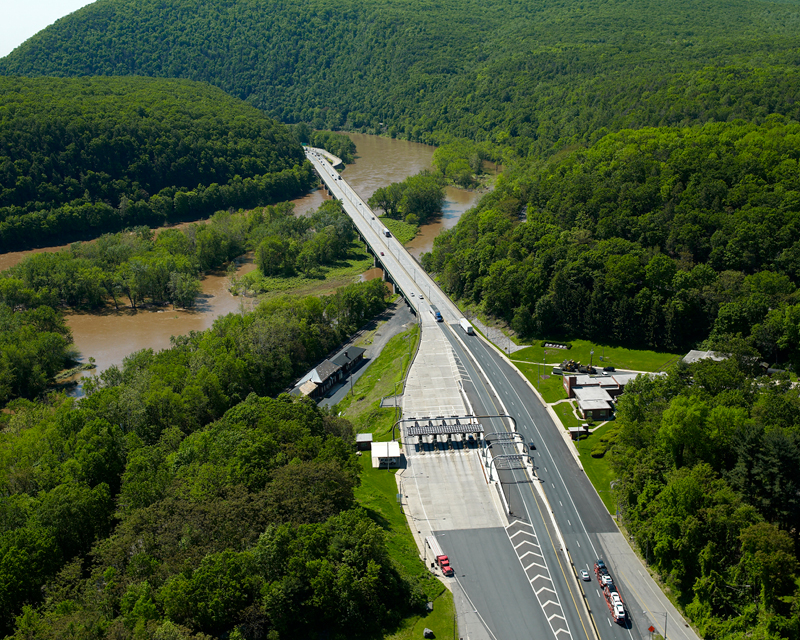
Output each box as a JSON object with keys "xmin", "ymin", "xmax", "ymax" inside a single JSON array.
[{"xmin": 305, "ymin": 148, "xmax": 698, "ymax": 640}]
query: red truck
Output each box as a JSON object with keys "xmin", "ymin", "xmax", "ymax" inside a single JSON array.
[
  {"xmin": 437, "ymin": 555, "xmax": 455, "ymax": 577},
  {"xmin": 426, "ymin": 536, "xmax": 454, "ymax": 577},
  {"xmin": 595, "ymin": 559, "xmax": 626, "ymax": 624}
]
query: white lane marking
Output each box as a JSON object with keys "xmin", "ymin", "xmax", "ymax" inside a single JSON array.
[
  {"xmin": 503, "ymin": 520, "xmax": 573, "ymax": 640},
  {"xmin": 473, "ymin": 338, "xmax": 603, "ymax": 560}
]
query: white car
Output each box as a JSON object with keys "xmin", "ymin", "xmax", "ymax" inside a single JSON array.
[{"xmin": 580, "ymin": 570, "xmax": 590, "ymax": 581}]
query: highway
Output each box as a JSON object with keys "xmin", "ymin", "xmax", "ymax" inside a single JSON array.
[
  {"xmin": 443, "ymin": 325, "xmax": 635, "ymax": 640},
  {"xmin": 304, "ymin": 147, "xmax": 466, "ymax": 324},
  {"xmin": 305, "ymin": 148, "xmax": 698, "ymax": 640}
]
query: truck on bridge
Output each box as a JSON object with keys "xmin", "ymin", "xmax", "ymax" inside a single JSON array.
[
  {"xmin": 459, "ymin": 318, "xmax": 474, "ymax": 335},
  {"xmin": 430, "ymin": 305, "xmax": 443, "ymax": 322},
  {"xmin": 382, "ymin": 227, "xmax": 391, "ymax": 237}
]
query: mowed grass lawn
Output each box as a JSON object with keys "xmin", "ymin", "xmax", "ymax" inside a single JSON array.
[
  {"xmin": 513, "ymin": 339, "xmax": 681, "ymax": 372},
  {"xmin": 576, "ymin": 423, "xmax": 619, "ymax": 514},
  {"xmin": 337, "ymin": 325, "xmax": 419, "ymax": 440},
  {"xmin": 341, "ymin": 325, "xmax": 457, "ymax": 639},
  {"xmin": 552, "ymin": 401, "xmax": 583, "ymax": 429},
  {"xmin": 514, "ymin": 362, "xmax": 568, "ymax": 403},
  {"xmin": 355, "ymin": 455, "xmax": 453, "ymax": 640}
]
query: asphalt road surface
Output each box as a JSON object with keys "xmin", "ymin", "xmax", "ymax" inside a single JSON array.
[
  {"xmin": 306, "ymin": 155, "xmax": 699, "ymax": 640},
  {"xmin": 442, "ymin": 323, "xmax": 640, "ymax": 640}
]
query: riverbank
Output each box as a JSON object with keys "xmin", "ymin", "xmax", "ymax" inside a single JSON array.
[{"xmin": 3, "ymin": 132, "xmax": 484, "ymax": 393}]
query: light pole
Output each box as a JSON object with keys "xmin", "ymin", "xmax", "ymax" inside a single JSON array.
[{"xmin": 646, "ymin": 611, "xmax": 668, "ymax": 640}]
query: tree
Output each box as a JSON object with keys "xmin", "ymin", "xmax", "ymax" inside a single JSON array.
[
  {"xmin": 169, "ymin": 272, "xmax": 202, "ymax": 309},
  {"xmin": 265, "ymin": 461, "xmax": 357, "ymax": 524},
  {"xmin": 399, "ymin": 172, "xmax": 445, "ymax": 224},
  {"xmin": 738, "ymin": 522, "xmax": 799, "ymax": 612},
  {"xmin": 368, "ymin": 183, "xmax": 404, "ymax": 219}
]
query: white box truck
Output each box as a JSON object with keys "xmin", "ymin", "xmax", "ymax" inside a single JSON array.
[{"xmin": 459, "ymin": 318, "xmax": 474, "ymax": 335}]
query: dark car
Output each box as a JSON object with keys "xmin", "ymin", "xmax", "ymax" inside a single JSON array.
[{"xmin": 603, "ymin": 366, "xmax": 615, "ymax": 372}]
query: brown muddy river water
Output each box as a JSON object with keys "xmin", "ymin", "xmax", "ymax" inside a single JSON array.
[{"xmin": 3, "ymin": 133, "xmax": 486, "ymax": 384}]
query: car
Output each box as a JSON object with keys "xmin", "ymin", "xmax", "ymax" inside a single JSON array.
[
  {"xmin": 417, "ymin": 292, "xmax": 422, "ymax": 298},
  {"xmin": 580, "ymin": 570, "xmax": 590, "ymax": 581},
  {"xmin": 371, "ymin": 216, "xmax": 375, "ymax": 220},
  {"xmin": 380, "ymin": 252, "xmax": 384, "ymax": 256},
  {"xmin": 411, "ymin": 292, "xmax": 415, "ymax": 297},
  {"xmin": 595, "ymin": 559, "xmax": 606, "ymax": 571},
  {"xmin": 529, "ymin": 441, "xmax": 536, "ymax": 450},
  {"xmin": 603, "ymin": 366, "xmax": 615, "ymax": 372}
]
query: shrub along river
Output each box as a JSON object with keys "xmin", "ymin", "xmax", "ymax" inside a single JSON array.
[{"xmin": 0, "ymin": 133, "xmax": 486, "ymax": 386}]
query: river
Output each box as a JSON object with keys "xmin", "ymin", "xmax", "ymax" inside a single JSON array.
[{"xmin": 3, "ymin": 133, "xmax": 485, "ymax": 382}]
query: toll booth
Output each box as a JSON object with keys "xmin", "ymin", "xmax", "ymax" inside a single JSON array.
[{"xmin": 407, "ymin": 417, "xmax": 484, "ymax": 453}]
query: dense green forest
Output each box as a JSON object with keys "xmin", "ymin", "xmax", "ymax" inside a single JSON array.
[
  {"xmin": 0, "ymin": 279, "xmax": 394, "ymax": 638},
  {"xmin": 0, "ymin": 304, "xmax": 73, "ymax": 405},
  {"xmin": 424, "ymin": 118, "xmax": 800, "ymax": 363},
  {"xmin": 302, "ymin": 129, "xmax": 357, "ymax": 164},
  {"xmin": 613, "ymin": 356, "xmax": 800, "ymax": 639},
  {"xmin": 4, "ymin": 0, "xmax": 800, "ymax": 637},
  {"xmin": 0, "ymin": 76, "xmax": 313, "ymax": 251},
  {"xmin": 3, "ymin": 0, "xmax": 800, "ymax": 159}
]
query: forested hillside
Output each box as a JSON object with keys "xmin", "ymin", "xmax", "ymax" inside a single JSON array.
[
  {"xmin": 0, "ymin": 280, "xmax": 395, "ymax": 638},
  {"xmin": 3, "ymin": 0, "xmax": 800, "ymax": 158},
  {"xmin": 613, "ymin": 359, "xmax": 800, "ymax": 639},
  {"xmin": 0, "ymin": 77, "xmax": 313, "ymax": 251},
  {"xmin": 424, "ymin": 118, "xmax": 800, "ymax": 361},
  {"xmin": 4, "ymin": 0, "xmax": 800, "ymax": 638}
]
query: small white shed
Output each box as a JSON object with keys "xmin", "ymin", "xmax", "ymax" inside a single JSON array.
[{"xmin": 371, "ymin": 441, "xmax": 401, "ymax": 468}]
